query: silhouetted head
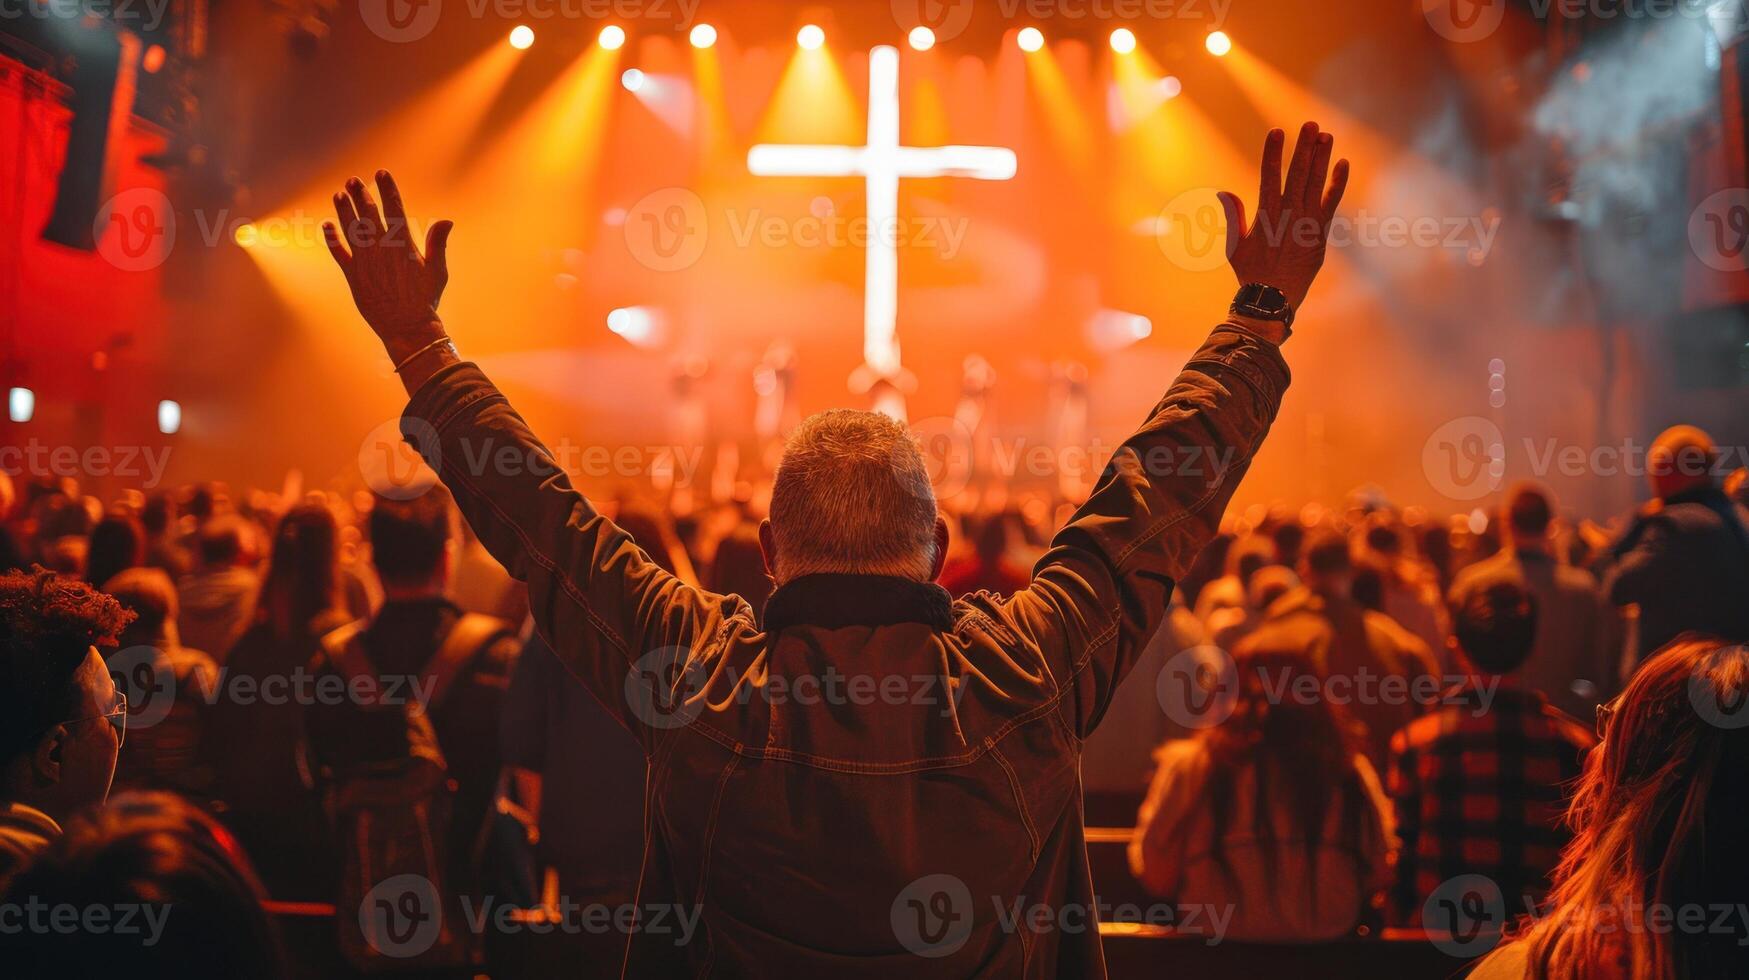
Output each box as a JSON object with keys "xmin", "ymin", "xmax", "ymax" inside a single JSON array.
[
  {"xmin": 1298, "ymin": 530, "xmax": 1352, "ymax": 599},
  {"xmin": 369, "ymin": 491, "xmax": 454, "ymax": 595},
  {"xmin": 1647, "ymin": 425, "xmax": 1718, "ymax": 501},
  {"xmin": 1449, "ymin": 577, "xmax": 1538, "ymax": 676},
  {"xmin": 86, "ymin": 510, "xmax": 146, "ymax": 591},
  {"xmin": 195, "ymin": 517, "xmax": 248, "ymax": 571},
  {"xmin": 1503, "ymin": 481, "xmax": 1555, "ymax": 551},
  {"xmin": 763, "ymin": 410, "xmax": 947, "ymax": 585},
  {"xmin": 0, "ymin": 791, "xmax": 286, "ymax": 980},
  {"xmin": 105, "ymin": 567, "xmax": 179, "ymax": 650}
]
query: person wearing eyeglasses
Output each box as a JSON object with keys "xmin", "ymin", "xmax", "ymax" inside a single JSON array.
[{"xmin": 0, "ymin": 568, "xmax": 133, "ymax": 882}]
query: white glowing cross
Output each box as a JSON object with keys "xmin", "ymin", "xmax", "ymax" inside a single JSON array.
[{"xmin": 747, "ymin": 45, "xmax": 1017, "ymax": 380}]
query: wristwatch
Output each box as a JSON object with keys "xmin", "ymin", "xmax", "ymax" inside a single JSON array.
[{"xmin": 1230, "ymin": 283, "xmax": 1295, "ymax": 331}]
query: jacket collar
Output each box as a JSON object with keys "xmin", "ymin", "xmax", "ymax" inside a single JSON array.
[{"xmin": 764, "ymin": 574, "xmax": 955, "ymax": 635}]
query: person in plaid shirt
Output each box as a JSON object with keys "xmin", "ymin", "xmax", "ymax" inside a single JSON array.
[{"xmin": 1387, "ymin": 576, "xmax": 1594, "ymax": 926}]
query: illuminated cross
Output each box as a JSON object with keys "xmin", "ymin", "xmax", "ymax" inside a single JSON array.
[{"xmin": 748, "ymin": 45, "xmax": 1017, "ymax": 409}]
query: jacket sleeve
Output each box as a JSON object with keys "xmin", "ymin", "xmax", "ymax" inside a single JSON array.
[
  {"xmin": 400, "ymin": 363, "xmax": 749, "ymax": 752},
  {"xmin": 999, "ymin": 325, "xmax": 1290, "ymax": 739}
]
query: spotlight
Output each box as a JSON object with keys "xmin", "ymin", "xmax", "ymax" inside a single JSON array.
[
  {"xmin": 233, "ymin": 222, "xmax": 258, "ymax": 248},
  {"xmin": 157, "ymin": 399, "xmax": 182, "ymax": 435},
  {"xmin": 1110, "ymin": 28, "xmax": 1136, "ymax": 53},
  {"xmin": 621, "ymin": 68, "xmax": 645, "ymax": 92},
  {"xmin": 689, "ymin": 23, "xmax": 717, "ymax": 48},
  {"xmin": 908, "ymin": 26, "xmax": 935, "ymax": 51},
  {"xmin": 606, "ymin": 306, "xmax": 658, "ymax": 344},
  {"xmin": 1017, "ymin": 27, "xmax": 1044, "ymax": 52},
  {"xmin": 1159, "ymin": 76, "xmax": 1182, "ymax": 99},
  {"xmin": 142, "ymin": 44, "xmax": 166, "ymax": 74},
  {"xmin": 7, "ymin": 387, "xmax": 32, "ymax": 423},
  {"xmin": 509, "ymin": 25, "xmax": 535, "ymax": 50},
  {"xmin": 1205, "ymin": 30, "xmax": 1232, "ymax": 56},
  {"xmin": 599, "ymin": 25, "xmax": 626, "ymax": 50},
  {"xmin": 797, "ymin": 24, "xmax": 824, "ymax": 50},
  {"xmin": 1086, "ymin": 310, "xmax": 1152, "ymax": 352}
]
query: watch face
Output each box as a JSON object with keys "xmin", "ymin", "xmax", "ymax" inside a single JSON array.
[{"xmin": 1237, "ymin": 285, "xmax": 1287, "ymax": 314}]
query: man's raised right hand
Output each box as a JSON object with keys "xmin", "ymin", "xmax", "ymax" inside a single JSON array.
[{"xmin": 1218, "ymin": 122, "xmax": 1349, "ymax": 312}]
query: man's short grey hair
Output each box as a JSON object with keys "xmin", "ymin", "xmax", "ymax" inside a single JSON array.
[{"xmin": 769, "ymin": 409, "xmax": 939, "ymax": 583}]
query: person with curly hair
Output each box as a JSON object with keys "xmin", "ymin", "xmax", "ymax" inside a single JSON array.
[{"xmin": 0, "ymin": 569, "xmax": 132, "ymax": 880}]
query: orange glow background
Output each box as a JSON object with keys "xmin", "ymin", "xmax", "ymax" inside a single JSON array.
[{"xmin": 8, "ymin": 1, "xmax": 1721, "ymax": 518}]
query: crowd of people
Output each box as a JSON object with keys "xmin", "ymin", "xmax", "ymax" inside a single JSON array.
[
  {"xmin": 1, "ymin": 127, "xmax": 1746, "ymax": 978},
  {"xmin": 0, "ymin": 421, "xmax": 1745, "ymax": 976}
]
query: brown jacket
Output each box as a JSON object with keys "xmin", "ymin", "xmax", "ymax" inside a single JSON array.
[{"xmin": 399, "ymin": 324, "xmax": 1289, "ymax": 977}]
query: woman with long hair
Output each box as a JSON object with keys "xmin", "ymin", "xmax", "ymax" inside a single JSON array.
[
  {"xmin": 208, "ymin": 501, "xmax": 352, "ymax": 902},
  {"xmin": 1129, "ymin": 631, "xmax": 1395, "ymax": 940},
  {"xmin": 1470, "ymin": 636, "xmax": 1749, "ymax": 979}
]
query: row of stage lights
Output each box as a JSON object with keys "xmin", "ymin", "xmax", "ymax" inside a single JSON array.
[
  {"xmin": 507, "ymin": 22, "xmax": 1234, "ymax": 57},
  {"xmin": 6, "ymin": 388, "xmax": 183, "ymax": 434}
]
